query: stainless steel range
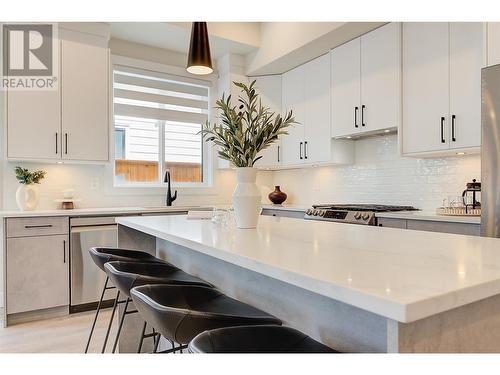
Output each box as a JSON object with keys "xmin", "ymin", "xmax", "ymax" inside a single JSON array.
[{"xmin": 304, "ymin": 204, "xmax": 418, "ymax": 225}]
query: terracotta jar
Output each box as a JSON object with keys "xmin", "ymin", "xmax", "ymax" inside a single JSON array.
[{"xmin": 268, "ymin": 186, "xmax": 287, "ymax": 205}]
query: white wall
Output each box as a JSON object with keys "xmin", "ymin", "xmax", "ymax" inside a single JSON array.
[{"xmin": 271, "ymin": 135, "xmax": 481, "ymax": 211}]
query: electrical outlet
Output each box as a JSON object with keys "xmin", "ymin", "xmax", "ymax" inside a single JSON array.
[{"xmin": 90, "ymin": 177, "xmax": 100, "ymax": 190}]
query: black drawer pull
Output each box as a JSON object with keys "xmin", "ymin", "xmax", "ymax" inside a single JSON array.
[
  {"xmin": 299, "ymin": 142, "xmax": 303, "ymax": 160},
  {"xmin": 451, "ymin": 115, "xmax": 456, "ymax": 142},
  {"xmin": 440, "ymin": 116, "xmax": 446, "ymax": 143},
  {"xmin": 24, "ymin": 224, "xmax": 53, "ymax": 229},
  {"xmin": 304, "ymin": 141, "xmax": 308, "ymax": 159},
  {"xmin": 354, "ymin": 106, "xmax": 359, "ymax": 128},
  {"xmin": 361, "ymin": 105, "xmax": 366, "ymax": 127},
  {"xmin": 277, "ymin": 145, "xmax": 280, "ymax": 163}
]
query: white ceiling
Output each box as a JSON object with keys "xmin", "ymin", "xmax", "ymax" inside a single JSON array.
[{"xmin": 110, "ymin": 22, "xmax": 258, "ymax": 59}]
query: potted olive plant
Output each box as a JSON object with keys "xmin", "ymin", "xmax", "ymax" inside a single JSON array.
[
  {"xmin": 14, "ymin": 166, "xmax": 46, "ymax": 211},
  {"xmin": 201, "ymin": 80, "xmax": 296, "ymax": 228}
]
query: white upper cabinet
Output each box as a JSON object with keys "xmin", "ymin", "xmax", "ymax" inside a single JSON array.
[
  {"xmin": 281, "ymin": 64, "xmax": 306, "ymax": 166},
  {"xmin": 304, "ymin": 53, "xmax": 331, "ymax": 163},
  {"xmin": 402, "ymin": 22, "xmax": 450, "ymax": 154},
  {"xmin": 253, "ymin": 75, "xmax": 282, "ymax": 168},
  {"xmin": 449, "ymin": 23, "xmax": 484, "ymax": 150},
  {"xmin": 332, "ymin": 23, "xmax": 401, "ymax": 138},
  {"xmin": 331, "ymin": 38, "xmax": 361, "ymax": 137},
  {"xmin": 6, "ymin": 25, "xmax": 110, "ymax": 163},
  {"xmin": 7, "ymin": 89, "xmax": 61, "ymax": 160},
  {"xmin": 61, "ymin": 30, "xmax": 109, "ymax": 161},
  {"xmin": 360, "ymin": 22, "xmax": 401, "ymax": 134},
  {"xmin": 402, "ymin": 22, "xmax": 483, "ymax": 156},
  {"xmin": 487, "ymin": 22, "xmax": 500, "ymax": 66}
]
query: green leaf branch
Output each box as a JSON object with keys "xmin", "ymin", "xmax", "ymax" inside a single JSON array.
[
  {"xmin": 15, "ymin": 166, "xmax": 46, "ymax": 185},
  {"xmin": 200, "ymin": 80, "xmax": 297, "ymax": 167}
]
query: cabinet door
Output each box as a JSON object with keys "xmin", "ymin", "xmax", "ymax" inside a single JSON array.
[
  {"xmin": 402, "ymin": 22, "xmax": 450, "ymax": 154},
  {"xmin": 7, "ymin": 235, "xmax": 69, "ymax": 314},
  {"xmin": 487, "ymin": 22, "xmax": 500, "ymax": 67},
  {"xmin": 7, "ymin": 89, "xmax": 61, "ymax": 160},
  {"xmin": 449, "ymin": 23, "xmax": 483, "ymax": 150},
  {"xmin": 253, "ymin": 75, "xmax": 282, "ymax": 168},
  {"xmin": 331, "ymin": 38, "xmax": 361, "ymax": 138},
  {"xmin": 361, "ymin": 22, "xmax": 401, "ymax": 133},
  {"xmin": 281, "ymin": 65, "xmax": 305, "ymax": 165},
  {"xmin": 61, "ymin": 30, "xmax": 109, "ymax": 161},
  {"xmin": 304, "ymin": 54, "xmax": 331, "ymax": 163}
]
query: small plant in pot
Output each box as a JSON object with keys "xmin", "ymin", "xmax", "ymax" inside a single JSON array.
[
  {"xmin": 14, "ymin": 166, "xmax": 46, "ymax": 211},
  {"xmin": 200, "ymin": 80, "xmax": 296, "ymax": 228}
]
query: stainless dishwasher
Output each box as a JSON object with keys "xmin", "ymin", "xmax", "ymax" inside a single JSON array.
[{"xmin": 70, "ymin": 216, "xmax": 118, "ymax": 312}]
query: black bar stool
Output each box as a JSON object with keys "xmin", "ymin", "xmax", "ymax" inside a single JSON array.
[
  {"xmin": 188, "ymin": 325, "xmax": 338, "ymax": 353},
  {"xmin": 85, "ymin": 247, "xmax": 165, "ymax": 353},
  {"xmin": 130, "ymin": 284, "xmax": 282, "ymax": 353},
  {"xmin": 104, "ymin": 261, "xmax": 212, "ymax": 353}
]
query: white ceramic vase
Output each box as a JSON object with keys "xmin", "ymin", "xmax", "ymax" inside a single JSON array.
[
  {"xmin": 232, "ymin": 167, "xmax": 261, "ymax": 229},
  {"xmin": 16, "ymin": 184, "xmax": 40, "ymax": 211}
]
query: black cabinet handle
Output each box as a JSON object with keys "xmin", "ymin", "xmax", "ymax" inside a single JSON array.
[
  {"xmin": 277, "ymin": 146, "xmax": 280, "ymax": 163},
  {"xmin": 25, "ymin": 224, "xmax": 53, "ymax": 229},
  {"xmin": 361, "ymin": 105, "xmax": 366, "ymax": 127},
  {"xmin": 64, "ymin": 133, "xmax": 68, "ymax": 154},
  {"xmin": 55, "ymin": 133, "xmax": 58, "ymax": 154},
  {"xmin": 63, "ymin": 240, "xmax": 66, "ymax": 263},
  {"xmin": 440, "ymin": 117, "xmax": 446, "ymax": 143},
  {"xmin": 304, "ymin": 141, "xmax": 308, "ymax": 159},
  {"xmin": 299, "ymin": 142, "xmax": 303, "ymax": 160},
  {"xmin": 451, "ymin": 115, "xmax": 456, "ymax": 142},
  {"xmin": 354, "ymin": 107, "xmax": 359, "ymax": 128}
]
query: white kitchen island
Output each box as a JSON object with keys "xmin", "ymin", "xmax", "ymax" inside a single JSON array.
[{"xmin": 116, "ymin": 214, "xmax": 500, "ymax": 353}]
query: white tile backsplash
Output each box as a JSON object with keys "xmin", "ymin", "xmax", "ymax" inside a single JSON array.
[{"xmin": 271, "ymin": 135, "xmax": 481, "ymax": 211}]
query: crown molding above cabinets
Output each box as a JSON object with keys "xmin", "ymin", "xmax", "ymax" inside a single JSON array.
[{"xmin": 401, "ymin": 22, "xmax": 483, "ymax": 158}]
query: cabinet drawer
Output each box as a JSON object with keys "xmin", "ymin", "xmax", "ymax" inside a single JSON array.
[
  {"xmin": 6, "ymin": 217, "xmax": 69, "ymax": 238},
  {"xmin": 376, "ymin": 217, "xmax": 407, "ymax": 229},
  {"xmin": 406, "ymin": 220, "xmax": 480, "ymax": 236}
]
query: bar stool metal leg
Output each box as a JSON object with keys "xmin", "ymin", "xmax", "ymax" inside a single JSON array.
[
  {"xmin": 85, "ymin": 276, "xmax": 115, "ymax": 353},
  {"xmin": 137, "ymin": 321, "xmax": 148, "ymax": 353},
  {"xmin": 101, "ymin": 290, "xmax": 121, "ymax": 353},
  {"xmin": 112, "ymin": 298, "xmax": 138, "ymax": 353}
]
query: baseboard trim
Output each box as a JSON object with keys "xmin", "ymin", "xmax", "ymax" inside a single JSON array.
[{"xmin": 6, "ymin": 306, "xmax": 69, "ymax": 326}]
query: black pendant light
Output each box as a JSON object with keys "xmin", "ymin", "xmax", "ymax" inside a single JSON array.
[{"xmin": 187, "ymin": 22, "xmax": 213, "ymax": 75}]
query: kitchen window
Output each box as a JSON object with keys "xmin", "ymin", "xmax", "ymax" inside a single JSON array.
[{"xmin": 112, "ymin": 64, "xmax": 210, "ymax": 187}]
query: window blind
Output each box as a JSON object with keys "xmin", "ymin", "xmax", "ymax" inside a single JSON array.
[{"xmin": 113, "ymin": 65, "xmax": 209, "ymax": 165}]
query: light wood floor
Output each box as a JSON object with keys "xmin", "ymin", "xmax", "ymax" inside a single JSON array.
[{"xmin": 0, "ymin": 309, "xmax": 119, "ymax": 353}]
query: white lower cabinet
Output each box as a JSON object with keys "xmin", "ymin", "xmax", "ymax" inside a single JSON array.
[
  {"xmin": 7, "ymin": 234, "xmax": 69, "ymax": 314},
  {"xmin": 402, "ymin": 22, "xmax": 483, "ymax": 156}
]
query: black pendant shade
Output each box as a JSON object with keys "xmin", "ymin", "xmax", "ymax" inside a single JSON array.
[{"xmin": 187, "ymin": 22, "xmax": 213, "ymax": 75}]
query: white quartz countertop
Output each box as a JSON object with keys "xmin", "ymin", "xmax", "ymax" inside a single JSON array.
[
  {"xmin": 375, "ymin": 211, "xmax": 481, "ymax": 224},
  {"xmin": 0, "ymin": 205, "xmax": 211, "ymax": 218},
  {"xmin": 117, "ymin": 214, "xmax": 500, "ymax": 323}
]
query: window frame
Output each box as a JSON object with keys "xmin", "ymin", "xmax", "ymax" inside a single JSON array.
[{"xmin": 110, "ymin": 55, "xmax": 215, "ymax": 190}]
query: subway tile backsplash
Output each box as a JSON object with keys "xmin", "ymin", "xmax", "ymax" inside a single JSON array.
[{"xmin": 272, "ymin": 135, "xmax": 481, "ymax": 211}]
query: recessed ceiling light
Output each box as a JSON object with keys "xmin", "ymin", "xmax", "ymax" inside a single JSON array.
[
  {"xmin": 456, "ymin": 152, "xmax": 466, "ymax": 156},
  {"xmin": 384, "ymin": 129, "xmax": 391, "ymax": 133},
  {"xmin": 346, "ymin": 136, "xmax": 352, "ymax": 139},
  {"xmin": 56, "ymin": 161, "xmax": 63, "ymax": 164}
]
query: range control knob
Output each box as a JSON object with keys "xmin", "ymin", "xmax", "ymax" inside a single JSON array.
[
  {"xmin": 362, "ymin": 213, "xmax": 370, "ymax": 221},
  {"xmin": 354, "ymin": 212, "xmax": 362, "ymax": 220},
  {"xmin": 318, "ymin": 210, "xmax": 325, "ymax": 217},
  {"xmin": 313, "ymin": 210, "xmax": 319, "ymax": 216},
  {"xmin": 306, "ymin": 209, "xmax": 313, "ymax": 216}
]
